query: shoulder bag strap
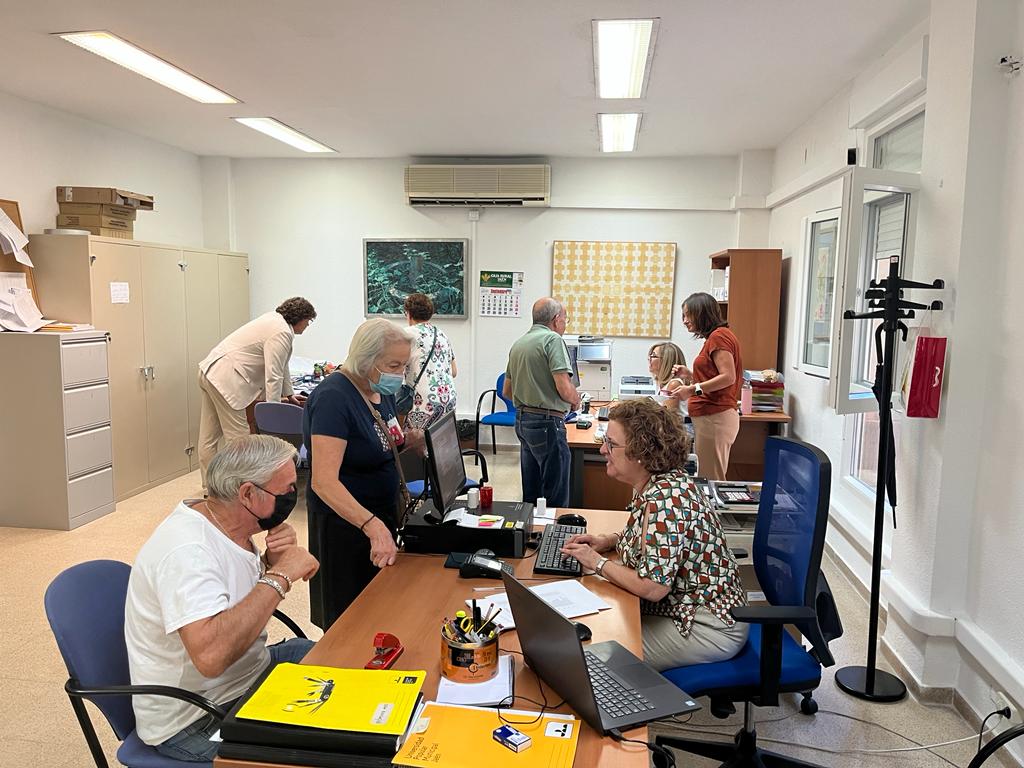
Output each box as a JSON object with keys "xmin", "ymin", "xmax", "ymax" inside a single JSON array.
[
  {"xmin": 339, "ymin": 371, "xmax": 413, "ymax": 523},
  {"xmin": 411, "ymin": 326, "xmax": 438, "ymax": 388}
]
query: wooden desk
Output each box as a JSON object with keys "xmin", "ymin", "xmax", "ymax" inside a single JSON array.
[
  {"xmin": 567, "ymin": 407, "xmax": 792, "ymax": 504},
  {"xmin": 216, "ymin": 508, "xmax": 650, "ymax": 768}
]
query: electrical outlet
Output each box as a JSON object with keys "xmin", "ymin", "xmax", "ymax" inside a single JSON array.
[{"xmin": 989, "ymin": 690, "xmax": 1020, "ymax": 735}]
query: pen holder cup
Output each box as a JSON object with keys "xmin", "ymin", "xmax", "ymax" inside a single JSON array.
[{"xmin": 440, "ymin": 631, "xmax": 499, "ymax": 683}]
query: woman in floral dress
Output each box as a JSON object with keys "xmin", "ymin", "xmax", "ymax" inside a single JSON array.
[{"xmin": 403, "ymin": 292, "xmax": 458, "ymax": 430}]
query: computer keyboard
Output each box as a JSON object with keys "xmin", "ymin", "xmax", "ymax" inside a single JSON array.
[
  {"xmin": 532, "ymin": 522, "xmax": 586, "ymax": 576},
  {"xmin": 584, "ymin": 651, "xmax": 656, "ymax": 718}
]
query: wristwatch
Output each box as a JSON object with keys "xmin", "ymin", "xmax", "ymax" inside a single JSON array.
[
  {"xmin": 694, "ymin": 382, "xmax": 704, "ymax": 396},
  {"xmin": 595, "ymin": 557, "xmax": 610, "ymax": 576}
]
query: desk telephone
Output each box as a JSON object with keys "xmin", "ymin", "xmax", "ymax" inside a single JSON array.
[{"xmin": 444, "ymin": 550, "xmax": 514, "ymax": 579}]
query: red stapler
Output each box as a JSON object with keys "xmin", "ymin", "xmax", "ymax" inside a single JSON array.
[{"xmin": 364, "ymin": 632, "xmax": 404, "ymax": 669}]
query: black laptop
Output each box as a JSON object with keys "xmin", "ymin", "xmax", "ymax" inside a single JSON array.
[{"xmin": 501, "ymin": 572, "xmax": 700, "ymax": 733}]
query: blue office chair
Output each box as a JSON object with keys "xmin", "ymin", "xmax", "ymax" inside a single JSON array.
[
  {"xmin": 254, "ymin": 401, "xmax": 308, "ymax": 468},
  {"xmin": 45, "ymin": 560, "xmax": 307, "ymax": 768},
  {"xmin": 405, "ymin": 449, "xmax": 490, "ymax": 498},
  {"xmin": 655, "ymin": 437, "xmax": 843, "ymax": 768},
  {"xmin": 475, "ymin": 372, "xmax": 516, "ymax": 460}
]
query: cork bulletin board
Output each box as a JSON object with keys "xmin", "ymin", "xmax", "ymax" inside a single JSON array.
[
  {"xmin": 0, "ymin": 199, "xmax": 39, "ymax": 304},
  {"xmin": 551, "ymin": 240, "xmax": 676, "ymax": 337}
]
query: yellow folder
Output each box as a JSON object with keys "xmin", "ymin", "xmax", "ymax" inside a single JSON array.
[
  {"xmin": 235, "ymin": 662, "xmax": 426, "ymax": 735},
  {"xmin": 393, "ymin": 701, "xmax": 579, "ymax": 768}
]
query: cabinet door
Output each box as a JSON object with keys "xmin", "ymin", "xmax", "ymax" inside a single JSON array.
[
  {"xmin": 89, "ymin": 241, "xmax": 149, "ymax": 500},
  {"xmin": 218, "ymin": 254, "xmax": 250, "ymax": 338},
  {"xmin": 183, "ymin": 250, "xmax": 221, "ymax": 471},
  {"xmin": 140, "ymin": 246, "xmax": 190, "ymax": 483}
]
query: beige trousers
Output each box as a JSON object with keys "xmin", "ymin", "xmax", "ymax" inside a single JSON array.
[
  {"xmin": 642, "ymin": 608, "xmax": 749, "ymax": 671},
  {"xmin": 691, "ymin": 408, "xmax": 740, "ymax": 480},
  {"xmin": 198, "ymin": 371, "xmax": 250, "ymax": 488}
]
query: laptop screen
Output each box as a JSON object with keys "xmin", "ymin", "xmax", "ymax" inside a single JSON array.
[{"xmin": 501, "ymin": 572, "xmax": 602, "ymax": 728}]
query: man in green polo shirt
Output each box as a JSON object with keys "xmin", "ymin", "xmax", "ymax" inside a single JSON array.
[{"xmin": 503, "ymin": 297, "xmax": 581, "ymax": 506}]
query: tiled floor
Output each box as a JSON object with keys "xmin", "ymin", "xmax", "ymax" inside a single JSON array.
[{"xmin": 1, "ymin": 450, "xmax": 1011, "ymax": 767}]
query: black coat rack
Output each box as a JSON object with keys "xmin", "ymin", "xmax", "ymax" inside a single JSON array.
[{"xmin": 834, "ymin": 256, "xmax": 944, "ymax": 702}]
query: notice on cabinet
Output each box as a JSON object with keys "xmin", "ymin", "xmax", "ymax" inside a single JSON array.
[{"xmin": 110, "ymin": 282, "xmax": 130, "ymax": 304}]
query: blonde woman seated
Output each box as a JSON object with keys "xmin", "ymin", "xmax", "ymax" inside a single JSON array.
[
  {"xmin": 647, "ymin": 341, "xmax": 687, "ymax": 393},
  {"xmin": 560, "ymin": 399, "xmax": 747, "ymax": 671}
]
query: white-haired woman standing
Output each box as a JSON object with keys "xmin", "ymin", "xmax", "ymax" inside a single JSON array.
[{"xmin": 303, "ymin": 318, "xmax": 425, "ymax": 629}]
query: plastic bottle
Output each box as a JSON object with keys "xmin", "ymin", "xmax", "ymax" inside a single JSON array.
[{"xmin": 740, "ymin": 380, "xmax": 753, "ymax": 415}]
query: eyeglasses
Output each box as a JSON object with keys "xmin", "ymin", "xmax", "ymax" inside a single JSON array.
[{"xmin": 603, "ymin": 436, "xmax": 623, "ymax": 452}]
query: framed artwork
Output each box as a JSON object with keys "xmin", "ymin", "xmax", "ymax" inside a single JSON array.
[
  {"xmin": 363, "ymin": 239, "xmax": 468, "ymax": 317},
  {"xmin": 552, "ymin": 240, "xmax": 676, "ymax": 337}
]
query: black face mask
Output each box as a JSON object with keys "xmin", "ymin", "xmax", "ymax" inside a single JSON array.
[{"xmin": 246, "ymin": 483, "xmax": 298, "ymax": 531}]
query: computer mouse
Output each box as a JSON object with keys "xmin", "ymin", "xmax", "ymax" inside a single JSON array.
[
  {"xmin": 573, "ymin": 621, "xmax": 592, "ymax": 642},
  {"xmin": 557, "ymin": 513, "xmax": 587, "ymax": 528},
  {"xmin": 474, "ymin": 548, "xmax": 496, "ymax": 558}
]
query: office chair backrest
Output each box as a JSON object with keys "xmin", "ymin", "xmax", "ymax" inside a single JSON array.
[
  {"xmin": 254, "ymin": 401, "xmax": 304, "ymax": 450},
  {"xmin": 754, "ymin": 437, "xmax": 836, "ymax": 664},
  {"xmin": 44, "ymin": 559, "xmax": 136, "ymax": 740},
  {"xmin": 494, "ymin": 373, "xmax": 515, "ymax": 412}
]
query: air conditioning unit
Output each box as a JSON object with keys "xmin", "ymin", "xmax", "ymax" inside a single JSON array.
[{"xmin": 405, "ymin": 164, "xmax": 550, "ymax": 207}]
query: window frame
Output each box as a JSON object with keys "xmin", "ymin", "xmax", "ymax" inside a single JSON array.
[
  {"xmin": 828, "ymin": 166, "xmax": 920, "ymax": 415},
  {"xmin": 796, "ymin": 208, "xmax": 842, "ymax": 378},
  {"xmin": 865, "ymin": 98, "xmax": 926, "ymax": 171}
]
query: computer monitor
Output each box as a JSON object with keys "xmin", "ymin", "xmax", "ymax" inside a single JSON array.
[{"xmin": 423, "ymin": 411, "xmax": 469, "ymax": 513}]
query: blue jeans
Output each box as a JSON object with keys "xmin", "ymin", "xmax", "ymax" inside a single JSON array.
[
  {"xmin": 155, "ymin": 637, "xmax": 315, "ymax": 762},
  {"xmin": 515, "ymin": 411, "xmax": 570, "ymax": 507}
]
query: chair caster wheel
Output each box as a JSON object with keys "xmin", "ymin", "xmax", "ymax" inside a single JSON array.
[{"xmin": 800, "ymin": 694, "xmax": 818, "ymax": 715}]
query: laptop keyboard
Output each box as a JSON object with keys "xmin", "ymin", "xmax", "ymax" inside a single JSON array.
[
  {"xmin": 532, "ymin": 523, "xmax": 586, "ymax": 576},
  {"xmin": 584, "ymin": 651, "xmax": 657, "ymax": 719}
]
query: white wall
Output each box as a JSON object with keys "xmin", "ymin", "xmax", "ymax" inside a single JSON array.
[
  {"xmin": 0, "ymin": 89, "xmax": 203, "ymax": 247},
  {"xmin": 768, "ymin": 0, "xmax": 1024, "ymax": 748},
  {"xmin": 227, "ymin": 156, "xmax": 738, "ymax": 435}
]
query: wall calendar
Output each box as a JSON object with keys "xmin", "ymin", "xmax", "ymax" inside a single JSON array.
[{"xmin": 479, "ymin": 271, "xmax": 524, "ymax": 317}]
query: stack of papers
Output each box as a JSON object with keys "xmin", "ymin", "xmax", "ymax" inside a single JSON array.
[
  {"xmin": 442, "ymin": 508, "xmax": 505, "ymax": 528},
  {"xmin": 466, "ymin": 579, "xmax": 611, "ymax": 633},
  {"xmin": 436, "ymin": 654, "xmax": 514, "ymax": 707},
  {"xmin": 0, "ymin": 272, "xmax": 46, "ymax": 332},
  {"xmin": 0, "ymin": 209, "xmax": 32, "ymax": 267}
]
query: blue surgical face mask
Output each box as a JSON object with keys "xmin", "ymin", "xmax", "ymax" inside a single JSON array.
[{"xmin": 371, "ymin": 367, "xmax": 404, "ymax": 396}]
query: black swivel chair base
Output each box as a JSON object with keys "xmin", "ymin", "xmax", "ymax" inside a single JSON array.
[{"xmin": 654, "ymin": 702, "xmax": 828, "ymax": 768}]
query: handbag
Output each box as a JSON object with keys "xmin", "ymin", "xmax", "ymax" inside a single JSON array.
[{"xmin": 396, "ymin": 326, "xmax": 438, "ymax": 415}]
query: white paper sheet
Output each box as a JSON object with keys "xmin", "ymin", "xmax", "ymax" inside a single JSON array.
[
  {"xmin": 110, "ymin": 281, "xmax": 130, "ymax": 304},
  {"xmin": 442, "ymin": 507, "xmax": 505, "ymax": 529},
  {"xmin": 466, "ymin": 580, "xmax": 611, "ymax": 633},
  {"xmin": 0, "ymin": 272, "xmax": 46, "ymax": 332},
  {"xmin": 0, "ymin": 208, "xmax": 28, "ymax": 254},
  {"xmin": 436, "ymin": 654, "xmax": 514, "ymax": 707}
]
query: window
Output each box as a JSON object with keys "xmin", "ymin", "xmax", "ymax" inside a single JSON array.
[
  {"xmin": 798, "ymin": 212, "xmax": 839, "ymax": 375},
  {"xmin": 872, "ymin": 111, "xmax": 925, "ymax": 172},
  {"xmin": 828, "ymin": 167, "xmax": 919, "ymax": 414}
]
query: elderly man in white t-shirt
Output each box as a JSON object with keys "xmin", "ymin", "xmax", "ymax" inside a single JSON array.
[{"xmin": 125, "ymin": 435, "xmax": 319, "ymax": 762}]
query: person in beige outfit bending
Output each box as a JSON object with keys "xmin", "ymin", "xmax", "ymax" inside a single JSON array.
[{"xmin": 197, "ymin": 297, "xmax": 316, "ymax": 489}]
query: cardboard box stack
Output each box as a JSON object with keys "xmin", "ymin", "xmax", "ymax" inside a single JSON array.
[{"xmin": 55, "ymin": 187, "xmax": 155, "ymax": 240}]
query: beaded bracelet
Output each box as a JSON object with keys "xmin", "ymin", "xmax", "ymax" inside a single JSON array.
[
  {"xmin": 266, "ymin": 570, "xmax": 293, "ymax": 589},
  {"xmin": 257, "ymin": 576, "xmax": 286, "ymax": 600}
]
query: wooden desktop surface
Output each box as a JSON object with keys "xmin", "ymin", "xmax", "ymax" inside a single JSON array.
[{"xmin": 215, "ymin": 508, "xmax": 651, "ymax": 768}]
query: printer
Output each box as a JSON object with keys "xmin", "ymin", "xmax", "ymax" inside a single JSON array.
[
  {"xmin": 400, "ymin": 499, "xmax": 532, "ymax": 558},
  {"xmin": 619, "ymin": 375, "xmax": 658, "ymax": 400}
]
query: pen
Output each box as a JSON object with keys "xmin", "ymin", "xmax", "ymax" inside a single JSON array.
[
  {"xmin": 472, "ymin": 599, "xmax": 481, "ymax": 631},
  {"xmin": 478, "ymin": 608, "xmax": 502, "ymax": 634},
  {"xmin": 473, "ymin": 586, "xmax": 503, "ymax": 591}
]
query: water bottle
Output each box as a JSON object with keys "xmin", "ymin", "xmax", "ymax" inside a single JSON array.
[{"xmin": 740, "ymin": 380, "xmax": 753, "ymax": 415}]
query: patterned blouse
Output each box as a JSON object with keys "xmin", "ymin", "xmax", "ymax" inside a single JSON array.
[
  {"xmin": 617, "ymin": 468, "xmax": 746, "ymax": 638},
  {"xmin": 405, "ymin": 322, "xmax": 458, "ymax": 430}
]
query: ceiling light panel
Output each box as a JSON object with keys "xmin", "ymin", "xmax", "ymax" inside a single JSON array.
[
  {"xmin": 232, "ymin": 118, "xmax": 335, "ymax": 153},
  {"xmin": 56, "ymin": 31, "xmax": 237, "ymax": 104},
  {"xmin": 593, "ymin": 19, "xmax": 658, "ymax": 99},
  {"xmin": 598, "ymin": 113, "xmax": 641, "ymax": 153}
]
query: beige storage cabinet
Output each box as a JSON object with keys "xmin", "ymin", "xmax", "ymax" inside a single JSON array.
[
  {"xmin": 29, "ymin": 234, "xmax": 249, "ymax": 500},
  {"xmin": 0, "ymin": 330, "xmax": 116, "ymax": 529}
]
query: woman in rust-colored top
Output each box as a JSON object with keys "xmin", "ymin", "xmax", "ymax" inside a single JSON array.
[{"xmin": 667, "ymin": 292, "xmax": 742, "ymax": 479}]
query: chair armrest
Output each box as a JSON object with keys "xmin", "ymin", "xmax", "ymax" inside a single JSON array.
[
  {"xmin": 475, "ymin": 389, "xmax": 498, "ymax": 421},
  {"xmin": 66, "ymin": 679, "xmax": 227, "ymax": 719},
  {"xmin": 461, "ymin": 449, "xmax": 489, "ymax": 483},
  {"xmin": 272, "ymin": 608, "xmax": 308, "ymax": 639},
  {"xmin": 732, "ymin": 605, "xmax": 817, "ymax": 625}
]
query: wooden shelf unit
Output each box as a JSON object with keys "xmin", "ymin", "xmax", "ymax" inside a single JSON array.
[{"xmin": 708, "ymin": 248, "xmax": 782, "ymax": 371}]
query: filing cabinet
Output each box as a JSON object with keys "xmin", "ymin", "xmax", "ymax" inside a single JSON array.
[{"xmin": 0, "ymin": 330, "xmax": 116, "ymax": 529}]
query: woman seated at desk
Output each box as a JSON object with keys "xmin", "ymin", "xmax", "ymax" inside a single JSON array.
[
  {"xmin": 647, "ymin": 341, "xmax": 686, "ymax": 393},
  {"xmin": 561, "ymin": 399, "xmax": 747, "ymax": 671}
]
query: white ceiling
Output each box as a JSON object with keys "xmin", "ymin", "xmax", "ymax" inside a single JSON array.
[{"xmin": 0, "ymin": 0, "xmax": 929, "ymax": 159}]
